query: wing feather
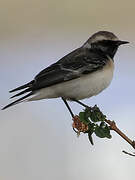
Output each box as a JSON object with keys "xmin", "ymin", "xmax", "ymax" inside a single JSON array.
[{"xmin": 32, "ymin": 48, "xmax": 107, "ymax": 90}]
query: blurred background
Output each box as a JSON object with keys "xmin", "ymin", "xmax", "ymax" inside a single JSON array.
[{"xmin": 0, "ymin": 0, "xmax": 135, "ymax": 179}]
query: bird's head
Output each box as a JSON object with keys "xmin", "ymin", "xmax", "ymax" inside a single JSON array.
[{"xmin": 83, "ymin": 31, "xmax": 129, "ymax": 58}]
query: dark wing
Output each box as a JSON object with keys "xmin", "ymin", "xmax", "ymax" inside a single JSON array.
[
  {"xmin": 33, "ymin": 48, "xmax": 107, "ymax": 90},
  {"xmin": 2, "ymin": 48, "xmax": 107, "ymax": 110}
]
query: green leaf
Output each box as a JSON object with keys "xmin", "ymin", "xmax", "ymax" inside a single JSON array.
[
  {"xmin": 79, "ymin": 111, "xmax": 90, "ymax": 124},
  {"xmin": 78, "ymin": 105, "xmax": 112, "ymax": 144},
  {"xmin": 88, "ymin": 132, "xmax": 94, "ymax": 145},
  {"xmin": 95, "ymin": 122, "xmax": 112, "ymax": 139},
  {"xmin": 79, "ymin": 112, "xmax": 85, "ymax": 123},
  {"xmin": 84, "ymin": 106, "xmax": 106, "ymax": 123},
  {"xmin": 88, "ymin": 122, "xmax": 95, "ymax": 132}
]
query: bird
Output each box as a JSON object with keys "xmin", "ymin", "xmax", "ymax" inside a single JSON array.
[{"xmin": 2, "ymin": 31, "xmax": 129, "ymax": 117}]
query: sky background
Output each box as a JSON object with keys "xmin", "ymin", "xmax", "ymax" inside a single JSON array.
[{"xmin": 0, "ymin": 0, "xmax": 135, "ymax": 180}]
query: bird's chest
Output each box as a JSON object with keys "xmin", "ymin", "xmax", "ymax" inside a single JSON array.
[
  {"xmin": 63, "ymin": 59, "xmax": 114, "ymax": 100},
  {"xmin": 83, "ymin": 65, "xmax": 113, "ymax": 96}
]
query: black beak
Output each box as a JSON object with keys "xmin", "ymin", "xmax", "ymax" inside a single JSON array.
[{"xmin": 117, "ymin": 40, "xmax": 129, "ymax": 46}]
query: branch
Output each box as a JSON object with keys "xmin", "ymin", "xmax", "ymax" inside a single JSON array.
[
  {"xmin": 122, "ymin": 150, "xmax": 135, "ymax": 157},
  {"xmin": 105, "ymin": 120, "xmax": 135, "ymax": 149},
  {"xmin": 72, "ymin": 105, "xmax": 135, "ymax": 155}
]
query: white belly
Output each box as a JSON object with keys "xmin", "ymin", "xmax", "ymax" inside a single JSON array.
[{"xmin": 28, "ymin": 60, "xmax": 114, "ymax": 101}]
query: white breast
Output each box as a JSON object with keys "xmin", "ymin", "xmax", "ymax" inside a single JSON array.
[{"xmin": 28, "ymin": 59, "xmax": 114, "ymax": 101}]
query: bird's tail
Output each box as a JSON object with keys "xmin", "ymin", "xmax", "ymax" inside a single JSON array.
[{"xmin": 2, "ymin": 81, "xmax": 34, "ymax": 110}]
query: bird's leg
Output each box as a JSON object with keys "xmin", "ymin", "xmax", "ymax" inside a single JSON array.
[
  {"xmin": 61, "ymin": 98, "xmax": 80, "ymax": 134},
  {"xmin": 61, "ymin": 97, "xmax": 74, "ymax": 118},
  {"xmin": 71, "ymin": 99, "xmax": 90, "ymax": 108},
  {"xmin": 61, "ymin": 98, "xmax": 90, "ymax": 135}
]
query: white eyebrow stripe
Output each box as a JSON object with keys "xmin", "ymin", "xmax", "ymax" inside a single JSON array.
[{"xmin": 90, "ymin": 35, "xmax": 119, "ymax": 43}]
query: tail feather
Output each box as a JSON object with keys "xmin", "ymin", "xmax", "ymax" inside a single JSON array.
[
  {"xmin": 2, "ymin": 92, "xmax": 33, "ymax": 110},
  {"xmin": 10, "ymin": 88, "xmax": 32, "ymax": 99},
  {"xmin": 9, "ymin": 80, "xmax": 34, "ymax": 93},
  {"xmin": 2, "ymin": 80, "xmax": 35, "ymax": 110}
]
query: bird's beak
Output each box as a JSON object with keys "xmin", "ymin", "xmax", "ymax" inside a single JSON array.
[{"xmin": 117, "ymin": 40, "xmax": 129, "ymax": 46}]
